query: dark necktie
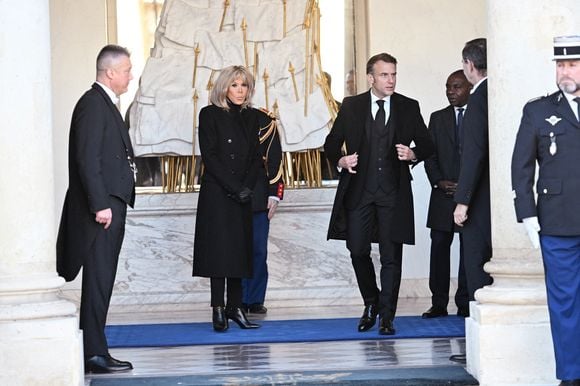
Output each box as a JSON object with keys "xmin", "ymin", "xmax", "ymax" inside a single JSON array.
[
  {"xmin": 374, "ymin": 100, "xmax": 386, "ymax": 134},
  {"xmin": 574, "ymin": 97, "xmax": 580, "ymax": 122},
  {"xmin": 456, "ymin": 107, "xmax": 464, "ymax": 152}
]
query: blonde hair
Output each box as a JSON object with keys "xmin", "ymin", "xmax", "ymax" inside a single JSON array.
[{"xmin": 210, "ymin": 65, "xmax": 255, "ymax": 110}]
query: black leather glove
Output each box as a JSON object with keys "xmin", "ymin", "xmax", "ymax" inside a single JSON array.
[{"xmin": 233, "ymin": 187, "xmax": 253, "ymax": 204}]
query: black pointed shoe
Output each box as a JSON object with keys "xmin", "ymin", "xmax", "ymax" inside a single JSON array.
[
  {"xmin": 226, "ymin": 306, "xmax": 260, "ymax": 329},
  {"xmin": 85, "ymin": 355, "xmax": 133, "ymax": 374},
  {"xmin": 358, "ymin": 304, "xmax": 378, "ymax": 332},
  {"xmin": 378, "ymin": 318, "xmax": 396, "ymax": 335},
  {"xmin": 212, "ymin": 306, "xmax": 229, "ymax": 332},
  {"xmin": 422, "ymin": 306, "xmax": 448, "ymax": 319}
]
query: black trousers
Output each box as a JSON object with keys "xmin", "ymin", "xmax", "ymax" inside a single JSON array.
[
  {"xmin": 210, "ymin": 277, "xmax": 243, "ymax": 308},
  {"xmin": 346, "ymin": 190, "xmax": 402, "ymax": 321},
  {"xmin": 461, "ymin": 223, "xmax": 493, "ymax": 300},
  {"xmin": 428, "ymin": 229, "xmax": 469, "ymax": 310},
  {"xmin": 80, "ymin": 197, "xmax": 127, "ymax": 357}
]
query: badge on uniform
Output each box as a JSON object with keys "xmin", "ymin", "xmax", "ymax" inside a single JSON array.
[
  {"xmin": 545, "ymin": 116, "xmax": 561, "ymax": 156},
  {"xmin": 545, "ymin": 115, "xmax": 562, "ymax": 126}
]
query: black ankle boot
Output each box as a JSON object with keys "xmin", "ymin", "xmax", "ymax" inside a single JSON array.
[
  {"xmin": 212, "ymin": 306, "xmax": 228, "ymax": 332},
  {"xmin": 225, "ymin": 306, "xmax": 260, "ymax": 329}
]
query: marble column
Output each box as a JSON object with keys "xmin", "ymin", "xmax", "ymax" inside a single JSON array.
[
  {"xmin": 466, "ymin": 1, "xmax": 580, "ymax": 385},
  {"xmin": 0, "ymin": 1, "xmax": 83, "ymax": 385}
]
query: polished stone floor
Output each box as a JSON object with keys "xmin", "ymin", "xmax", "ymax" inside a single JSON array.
[{"xmin": 85, "ymin": 298, "xmax": 473, "ymax": 385}]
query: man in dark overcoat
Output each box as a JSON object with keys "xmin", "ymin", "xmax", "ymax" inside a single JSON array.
[
  {"xmin": 56, "ymin": 45, "xmax": 135, "ymax": 373},
  {"xmin": 324, "ymin": 52, "xmax": 434, "ymax": 335},
  {"xmin": 511, "ymin": 35, "xmax": 580, "ymax": 385},
  {"xmin": 453, "ymin": 38, "xmax": 493, "ymax": 301},
  {"xmin": 423, "ymin": 70, "xmax": 471, "ymax": 319},
  {"xmin": 451, "ymin": 38, "xmax": 492, "ymax": 364}
]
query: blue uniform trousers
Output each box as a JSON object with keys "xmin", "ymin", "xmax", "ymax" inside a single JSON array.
[
  {"xmin": 540, "ymin": 235, "xmax": 580, "ymax": 381},
  {"xmin": 242, "ymin": 211, "xmax": 270, "ymax": 305}
]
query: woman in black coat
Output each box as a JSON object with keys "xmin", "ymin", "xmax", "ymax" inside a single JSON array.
[{"xmin": 193, "ymin": 65, "xmax": 269, "ymax": 332}]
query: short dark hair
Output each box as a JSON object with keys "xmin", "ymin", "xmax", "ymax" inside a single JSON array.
[
  {"xmin": 450, "ymin": 69, "xmax": 466, "ymax": 79},
  {"xmin": 462, "ymin": 38, "xmax": 486, "ymax": 74},
  {"xmin": 96, "ymin": 44, "xmax": 131, "ymax": 72},
  {"xmin": 366, "ymin": 53, "xmax": 397, "ymax": 74}
]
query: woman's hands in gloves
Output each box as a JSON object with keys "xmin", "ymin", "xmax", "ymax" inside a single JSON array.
[{"xmin": 229, "ymin": 187, "xmax": 253, "ymax": 203}]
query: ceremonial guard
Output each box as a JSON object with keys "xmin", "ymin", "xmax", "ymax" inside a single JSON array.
[
  {"xmin": 511, "ymin": 35, "xmax": 580, "ymax": 386},
  {"xmin": 242, "ymin": 108, "xmax": 284, "ymax": 314}
]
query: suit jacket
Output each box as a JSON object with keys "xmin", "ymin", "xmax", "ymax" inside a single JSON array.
[
  {"xmin": 252, "ymin": 110, "xmax": 284, "ymax": 212},
  {"xmin": 425, "ymin": 105, "xmax": 461, "ymax": 232},
  {"xmin": 57, "ymin": 83, "xmax": 136, "ymax": 281},
  {"xmin": 324, "ymin": 90, "xmax": 434, "ymax": 244},
  {"xmin": 193, "ymin": 104, "xmax": 262, "ymax": 278},
  {"xmin": 454, "ymin": 80, "xmax": 490, "ymax": 246},
  {"xmin": 512, "ymin": 91, "xmax": 580, "ymax": 236}
]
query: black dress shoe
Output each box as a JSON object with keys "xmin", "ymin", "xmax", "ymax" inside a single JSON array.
[
  {"xmin": 248, "ymin": 304, "xmax": 268, "ymax": 314},
  {"xmin": 378, "ymin": 318, "xmax": 396, "ymax": 335},
  {"xmin": 456, "ymin": 307, "xmax": 469, "ymax": 317},
  {"xmin": 422, "ymin": 306, "xmax": 448, "ymax": 319},
  {"xmin": 85, "ymin": 355, "xmax": 133, "ymax": 374},
  {"xmin": 559, "ymin": 380, "xmax": 580, "ymax": 386},
  {"xmin": 449, "ymin": 354, "xmax": 466, "ymax": 364},
  {"xmin": 358, "ymin": 304, "xmax": 378, "ymax": 332},
  {"xmin": 226, "ymin": 306, "xmax": 260, "ymax": 329},
  {"xmin": 212, "ymin": 306, "xmax": 229, "ymax": 332}
]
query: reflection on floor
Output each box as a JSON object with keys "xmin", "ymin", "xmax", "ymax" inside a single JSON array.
[{"xmin": 86, "ymin": 298, "xmax": 473, "ymax": 385}]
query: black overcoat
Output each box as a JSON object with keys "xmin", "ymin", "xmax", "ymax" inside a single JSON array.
[
  {"xmin": 454, "ymin": 80, "xmax": 490, "ymax": 246},
  {"xmin": 56, "ymin": 83, "xmax": 136, "ymax": 282},
  {"xmin": 324, "ymin": 91, "xmax": 434, "ymax": 245},
  {"xmin": 425, "ymin": 105, "xmax": 461, "ymax": 232},
  {"xmin": 193, "ymin": 104, "xmax": 262, "ymax": 278}
]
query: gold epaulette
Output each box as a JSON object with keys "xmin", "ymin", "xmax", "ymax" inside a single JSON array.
[{"xmin": 258, "ymin": 107, "xmax": 276, "ymax": 119}]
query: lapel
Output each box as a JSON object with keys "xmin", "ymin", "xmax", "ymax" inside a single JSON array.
[
  {"xmin": 443, "ymin": 105, "xmax": 456, "ymax": 144},
  {"xmin": 554, "ymin": 91, "xmax": 580, "ymax": 129},
  {"xmin": 354, "ymin": 91, "xmax": 372, "ymax": 151},
  {"xmin": 92, "ymin": 83, "xmax": 134, "ymax": 157},
  {"xmin": 387, "ymin": 93, "xmax": 398, "ymax": 145}
]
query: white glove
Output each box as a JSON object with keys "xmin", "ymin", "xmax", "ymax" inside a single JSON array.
[{"xmin": 522, "ymin": 217, "xmax": 541, "ymax": 249}]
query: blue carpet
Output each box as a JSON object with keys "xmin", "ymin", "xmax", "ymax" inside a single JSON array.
[
  {"xmin": 90, "ymin": 366, "xmax": 478, "ymax": 385},
  {"xmin": 106, "ymin": 315, "xmax": 464, "ymax": 348}
]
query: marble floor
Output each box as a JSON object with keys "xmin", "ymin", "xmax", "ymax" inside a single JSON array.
[{"xmin": 85, "ymin": 298, "xmax": 472, "ymax": 385}]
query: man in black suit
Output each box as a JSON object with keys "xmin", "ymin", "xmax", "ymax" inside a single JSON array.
[
  {"xmin": 57, "ymin": 45, "xmax": 136, "ymax": 374},
  {"xmin": 511, "ymin": 35, "xmax": 580, "ymax": 386},
  {"xmin": 451, "ymin": 38, "xmax": 493, "ymax": 364},
  {"xmin": 324, "ymin": 53, "xmax": 434, "ymax": 335},
  {"xmin": 423, "ymin": 70, "xmax": 471, "ymax": 319}
]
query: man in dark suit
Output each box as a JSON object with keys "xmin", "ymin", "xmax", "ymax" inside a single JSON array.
[
  {"xmin": 423, "ymin": 70, "xmax": 471, "ymax": 319},
  {"xmin": 324, "ymin": 52, "xmax": 434, "ymax": 335},
  {"xmin": 451, "ymin": 38, "xmax": 493, "ymax": 364},
  {"xmin": 242, "ymin": 110, "xmax": 284, "ymax": 314},
  {"xmin": 57, "ymin": 45, "xmax": 135, "ymax": 374},
  {"xmin": 511, "ymin": 35, "xmax": 580, "ymax": 386}
]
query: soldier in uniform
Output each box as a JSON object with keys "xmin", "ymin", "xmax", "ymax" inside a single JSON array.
[
  {"xmin": 242, "ymin": 109, "xmax": 284, "ymax": 315},
  {"xmin": 511, "ymin": 35, "xmax": 580, "ymax": 386}
]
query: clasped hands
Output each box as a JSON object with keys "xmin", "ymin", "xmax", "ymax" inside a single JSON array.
[
  {"xmin": 438, "ymin": 180, "xmax": 457, "ymax": 196},
  {"xmin": 229, "ymin": 187, "xmax": 253, "ymax": 204},
  {"xmin": 338, "ymin": 145, "xmax": 416, "ymax": 174}
]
